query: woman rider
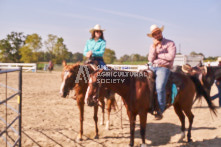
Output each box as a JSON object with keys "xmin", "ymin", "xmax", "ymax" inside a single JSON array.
[{"xmin": 83, "ymin": 24, "xmax": 107, "ymax": 69}]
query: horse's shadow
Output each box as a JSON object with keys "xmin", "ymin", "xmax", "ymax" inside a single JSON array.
[
  {"xmin": 134, "ymin": 122, "xmax": 217, "ymax": 146},
  {"xmin": 105, "ymin": 122, "xmax": 217, "ymax": 146},
  {"xmin": 180, "ymin": 137, "xmax": 221, "ymax": 147}
]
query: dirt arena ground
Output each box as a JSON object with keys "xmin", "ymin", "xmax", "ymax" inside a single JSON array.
[{"xmin": 0, "ymin": 71, "xmax": 221, "ymax": 147}]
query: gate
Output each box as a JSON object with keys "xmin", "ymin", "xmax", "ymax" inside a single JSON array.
[{"xmin": 0, "ymin": 67, "xmax": 22, "ymax": 147}]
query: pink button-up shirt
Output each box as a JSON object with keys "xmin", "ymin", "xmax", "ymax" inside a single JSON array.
[{"xmin": 148, "ymin": 38, "xmax": 176, "ymax": 69}]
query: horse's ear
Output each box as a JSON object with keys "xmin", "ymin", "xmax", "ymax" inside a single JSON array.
[{"xmin": 62, "ymin": 60, "xmax": 67, "ymax": 66}]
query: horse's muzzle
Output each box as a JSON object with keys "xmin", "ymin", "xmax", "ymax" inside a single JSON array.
[{"xmin": 60, "ymin": 91, "xmax": 68, "ymax": 98}]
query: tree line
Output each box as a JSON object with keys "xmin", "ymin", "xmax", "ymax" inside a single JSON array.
[
  {"xmin": 0, "ymin": 32, "xmax": 219, "ymax": 64},
  {"xmin": 0, "ymin": 32, "xmax": 82, "ymax": 64},
  {"xmin": 0, "ymin": 32, "xmax": 147, "ymax": 64}
]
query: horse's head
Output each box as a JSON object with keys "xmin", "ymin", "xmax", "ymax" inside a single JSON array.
[
  {"xmin": 60, "ymin": 63, "xmax": 80, "ymax": 98},
  {"xmin": 84, "ymin": 69, "xmax": 103, "ymax": 106}
]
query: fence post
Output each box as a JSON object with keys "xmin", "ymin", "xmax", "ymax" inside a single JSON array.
[{"xmin": 18, "ymin": 67, "xmax": 22, "ymax": 147}]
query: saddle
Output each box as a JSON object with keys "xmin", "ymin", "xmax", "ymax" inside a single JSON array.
[
  {"xmin": 141, "ymin": 69, "xmax": 185, "ymax": 114},
  {"xmin": 85, "ymin": 58, "xmax": 99, "ymax": 67},
  {"xmin": 165, "ymin": 72, "xmax": 185, "ymax": 107}
]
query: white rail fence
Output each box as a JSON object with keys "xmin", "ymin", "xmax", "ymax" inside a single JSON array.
[
  {"xmin": 0, "ymin": 63, "xmax": 37, "ymax": 72},
  {"xmin": 107, "ymin": 64, "xmax": 147, "ymax": 72},
  {"xmin": 108, "ymin": 55, "xmax": 205, "ymax": 71}
]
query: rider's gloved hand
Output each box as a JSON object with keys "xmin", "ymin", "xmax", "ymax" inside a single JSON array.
[
  {"xmin": 148, "ymin": 62, "xmax": 153, "ymax": 67},
  {"xmin": 145, "ymin": 62, "xmax": 152, "ymax": 69}
]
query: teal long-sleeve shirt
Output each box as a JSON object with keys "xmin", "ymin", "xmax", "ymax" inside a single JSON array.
[{"xmin": 83, "ymin": 39, "xmax": 106, "ymax": 57}]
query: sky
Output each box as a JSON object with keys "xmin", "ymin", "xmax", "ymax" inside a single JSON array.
[{"xmin": 0, "ymin": 0, "xmax": 221, "ymax": 58}]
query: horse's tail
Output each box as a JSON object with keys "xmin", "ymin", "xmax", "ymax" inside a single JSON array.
[{"xmin": 190, "ymin": 76, "xmax": 217, "ymax": 116}]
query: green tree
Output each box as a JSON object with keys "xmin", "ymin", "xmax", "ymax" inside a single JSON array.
[
  {"xmin": 20, "ymin": 33, "xmax": 42, "ymax": 63},
  {"xmin": 0, "ymin": 32, "xmax": 25, "ymax": 62},
  {"xmin": 72, "ymin": 52, "xmax": 83, "ymax": 62},
  {"xmin": 19, "ymin": 46, "xmax": 34, "ymax": 63},
  {"xmin": 190, "ymin": 51, "xmax": 198, "ymax": 56},
  {"xmin": 119, "ymin": 54, "xmax": 130, "ymax": 62},
  {"xmin": 103, "ymin": 48, "xmax": 116, "ymax": 64},
  {"xmin": 44, "ymin": 34, "xmax": 57, "ymax": 58},
  {"xmin": 44, "ymin": 34, "xmax": 69, "ymax": 64}
]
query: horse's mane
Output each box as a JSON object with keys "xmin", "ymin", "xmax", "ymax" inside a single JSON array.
[{"xmin": 63, "ymin": 63, "xmax": 80, "ymax": 71}]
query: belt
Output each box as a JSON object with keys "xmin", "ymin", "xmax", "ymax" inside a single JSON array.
[
  {"xmin": 153, "ymin": 64, "xmax": 170, "ymax": 68},
  {"xmin": 90, "ymin": 57, "xmax": 103, "ymax": 60}
]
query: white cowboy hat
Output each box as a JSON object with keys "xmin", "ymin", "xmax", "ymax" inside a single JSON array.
[
  {"xmin": 147, "ymin": 24, "xmax": 164, "ymax": 37},
  {"xmin": 89, "ymin": 24, "xmax": 105, "ymax": 33}
]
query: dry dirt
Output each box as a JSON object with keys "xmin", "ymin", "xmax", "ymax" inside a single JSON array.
[{"xmin": 0, "ymin": 71, "xmax": 221, "ymax": 147}]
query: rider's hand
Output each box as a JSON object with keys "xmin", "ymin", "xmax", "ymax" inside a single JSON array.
[
  {"xmin": 86, "ymin": 51, "xmax": 92, "ymax": 58},
  {"xmin": 153, "ymin": 39, "xmax": 161, "ymax": 49}
]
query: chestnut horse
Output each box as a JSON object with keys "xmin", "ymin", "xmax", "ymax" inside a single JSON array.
[
  {"xmin": 85, "ymin": 69, "xmax": 216, "ymax": 146},
  {"xmin": 60, "ymin": 63, "xmax": 116, "ymax": 140}
]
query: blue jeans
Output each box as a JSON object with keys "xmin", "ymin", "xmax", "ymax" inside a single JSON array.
[
  {"xmin": 95, "ymin": 58, "xmax": 108, "ymax": 70},
  {"xmin": 151, "ymin": 67, "xmax": 171, "ymax": 112},
  {"xmin": 211, "ymin": 80, "xmax": 221, "ymax": 107}
]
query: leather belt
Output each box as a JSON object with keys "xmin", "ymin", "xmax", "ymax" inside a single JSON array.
[{"xmin": 153, "ymin": 64, "xmax": 170, "ymax": 68}]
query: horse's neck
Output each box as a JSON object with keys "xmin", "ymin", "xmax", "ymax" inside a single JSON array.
[
  {"xmin": 100, "ymin": 76, "xmax": 130, "ymax": 99},
  {"xmin": 73, "ymin": 65, "xmax": 93, "ymax": 94}
]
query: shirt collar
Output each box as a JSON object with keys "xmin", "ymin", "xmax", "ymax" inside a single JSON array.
[
  {"xmin": 161, "ymin": 38, "xmax": 166, "ymax": 44},
  {"xmin": 92, "ymin": 38, "xmax": 102, "ymax": 42}
]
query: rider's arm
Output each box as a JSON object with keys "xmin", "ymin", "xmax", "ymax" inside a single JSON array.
[
  {"xmin": 92, "ymin": 41, "xmax": 106, "ymax": 57},
  {"xmin": 83, "ymin": 40, "xmax": 90, "ymax": 56},
  {"xmin": 157, "ymin": 41, "xmax": 176, "ymax": 61},
  {"xmin": 148, "ymin": 45, "xmax": 157, "ymax": 62}
]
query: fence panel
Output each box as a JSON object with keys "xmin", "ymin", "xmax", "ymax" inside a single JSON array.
[
  {"xmin": 0, "ymin": 67, "xmax": 22, "ymax": 147},
  {"xmin": 0, "ymin": 63, "xmax": 36, "ymax": 72}
]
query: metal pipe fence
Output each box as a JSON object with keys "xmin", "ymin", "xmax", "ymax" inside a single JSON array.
[{"xmin": 0, "ymin": 67, "xmax": 22, "ymax": 147}]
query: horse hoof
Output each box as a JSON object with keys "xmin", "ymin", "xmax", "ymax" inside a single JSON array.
[
  {"xmin": 76, "ymin": 137, "xmax": 83, "ymax": 142},
  {"xmin": 94, "ymin": 135, "xmax": 99, "ymax": 139},
  {"xmin": 178, "ymin": 132, "xmax": 185, "ymax": 142},
  {"xmin": 105, "ymin": 124, "xmax": 110, "ymax": 130},
  {"xmin": 188, "ymin": 138, "xmax": 192, "ymax": 142}
]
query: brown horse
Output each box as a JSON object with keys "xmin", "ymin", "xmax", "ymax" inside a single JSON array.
[
  {"xmin": 181, "ymin": 65, "xmax": 221, "ymax": 103},
  {"xmin": 85, "ymin": 69, "xmax": 216, "ymax": 146},
  {"xmin": 48, "ymin": 61, "xmax": 54, "ymax": 72},
  {"xmin": 59, "ymin": 63, "xmax": 116, "ymax": 141}
]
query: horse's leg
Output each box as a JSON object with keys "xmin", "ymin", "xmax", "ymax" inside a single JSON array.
[
  {"xmin": 173, "ymin": 103, "xmax": 185, "ymax": 141},
  {"xmin": 127, "ymin": 111, "xmax": 136, "ymax": 147},
  {"xmin": 100, "ymin": 98, "xmax": 105, "ymax": 126},
  {"xmin": 139, "ymin": 112, "xmax": 147, "ymax": 146},
  {"xmin": 94, "ymin": 105, "xmax": 99, "ymax": 139},
  {"xmin": 77, "ymin": 100, "xmax": 84, "ymax": 141},
  {"xmin": 183, "ymin": 108, "xmax": 194, "ymax": 142},
  {"xmin": 106, "ymin": 98, "xmax": 112, "ymax": 130}
]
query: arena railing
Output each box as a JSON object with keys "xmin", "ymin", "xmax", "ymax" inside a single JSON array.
[{"xmin": 0, "ymin": 67, "xmax": 22, "ymax": 147}]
